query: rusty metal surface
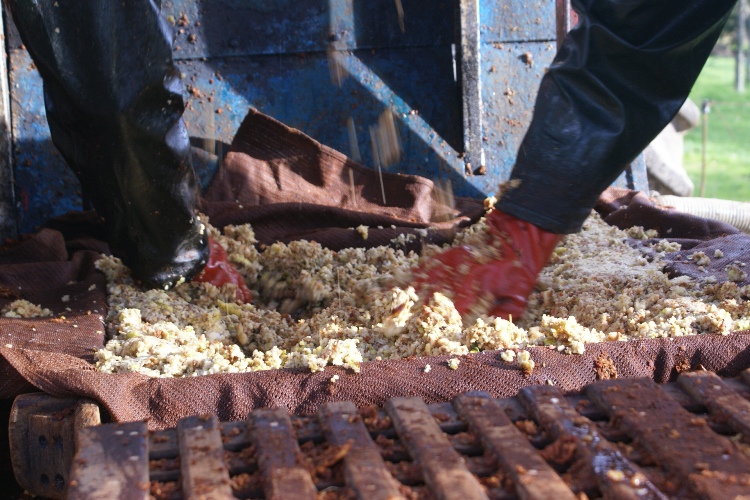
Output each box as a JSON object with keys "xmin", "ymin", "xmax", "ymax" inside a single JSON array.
[{"xmin": 63, "ymin": 371, "xmax": 750, "ymax": 499}]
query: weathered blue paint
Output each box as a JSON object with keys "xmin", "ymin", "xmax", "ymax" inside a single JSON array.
[
  {"xmin": 5, "ymin": 0, "xmax": 647, "ymax": 234},
  {"xmin": 479, "ymin": 41, "xmax": 557, "ymax": 191},
  {"xmin": 160, "ymin": 0, "xmax": 455, "ymax": 58},
  {"xmin": 8, "ymin": 49, "xmax": 81, "ymax": 233},
  {"xmin": 178, "ymin": 47, "xmax": 478, "ymax": 196},
  {"xmin": 613, "ymin": 153, "xmax": 650, "ymax": 192},
  {"xmin": 480, "ymin": 0, "xmax": 556, "ymax": 42}
]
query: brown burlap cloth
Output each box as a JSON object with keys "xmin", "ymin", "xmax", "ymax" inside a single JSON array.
[{"xmin": 1, "ymin": 108, "xmax": 750, "ymax": 430}]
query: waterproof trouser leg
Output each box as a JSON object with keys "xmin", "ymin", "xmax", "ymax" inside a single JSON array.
[
  {"xmin": 498, "ymin": 0, "xmax": 737, "ymax": 234},
  {"xmin": 5, "ymin": 0, "xmax": 208, "ymax": 288}
]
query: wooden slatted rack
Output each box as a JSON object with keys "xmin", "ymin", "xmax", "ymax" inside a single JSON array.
[{"xmin": 14, "ymin": 370, "xmax": 750, "ymax": 499}]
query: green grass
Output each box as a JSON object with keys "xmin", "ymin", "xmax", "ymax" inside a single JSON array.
[{"xmin": 683, "ymin": 56, "xmax": 750, "ymax": 201}]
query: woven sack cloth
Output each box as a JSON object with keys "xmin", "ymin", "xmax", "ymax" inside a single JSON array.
[{"xmin": 0, "ymin": 110, "xmax": 748, "ymax": 429}]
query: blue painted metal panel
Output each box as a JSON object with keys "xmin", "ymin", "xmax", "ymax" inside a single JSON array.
[
  {"xmin": 480, "ymin": 0, "xmax": 556, "ymax": 43},
  {"xmin": 7, "ymin": 0, "xmax": 648, "ymax": 233},
  {"xmin": 8, "ymin": 49, "xmax": 81, "ymax": 233},
  {"xmin": 161, "ymin": 0, "xmax": 455, "ymax": 59},
  {"xmin": 167, "ymin": 0, "xmax": 560, "ymax": 199},
  {"xmin": 613, "ymin": 153, "xmax": 649, "ymax": 192},
  {"xmin": 478, "ymin": 41, "xmax": 556, "ymax": 193},
  {"xmin": 178, "ymin": 46, "xmax": 477, "ymax": 196}
]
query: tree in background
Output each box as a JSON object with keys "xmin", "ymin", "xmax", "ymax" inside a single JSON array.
[
  {"xmin": 712, "ymin": 1, "xmax": 750, "ymax": 91},
  {"xmin": 737, "ymin": 0, "xmax": 746, "ymax": 92}
]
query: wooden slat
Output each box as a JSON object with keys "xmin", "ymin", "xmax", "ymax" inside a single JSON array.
[
  {"xmin": 145, "ymin": 400, "xmax": 466, "ymax": 462},
  {"xmin": 724, "ymin": 377, "xmax": 750, "ymax": 399},
  {"xmin": 149, "ymin": 460, "xmax": 180, "ymax": 484},
  {"xmin": 68, "ymin": 421, "xmax": 149, "ymax": 499},
  {"xmin": 454, "ymin": 392, "xmax": 576, "ymax": 500},
  {"xmin": 588, "ymin": 378, "xmax": 750, "ymax": 500},
  {"xmin": 220, "ymin": 419, "xmax": 250, "ymax": 451},
  {"xmin": 149, "ymin": 420, "xmax": 249, "ymax": 460},
  {"xmin": 74, "ymin": 400, "xmax": 102, "ymax": 432},
  {"xmin": 248, "ymin": 407, "xmax": 317, "ymax": 500},
  {"xmin": 520, "ymin": 385, "xmax": 666, "ymax": 500},
  {"xmin": 318, "ymin": 401, "xmax": 404, "ymax": 500},
  {"xmin": 148, "ymin": 428, "xmax": 178, "ymax": 460},
  {"xmin": 28, "ymin": 415, "xmax": 75, "ymax": 494},
  {"xmin": 177, "ymin": 414, "xmax": 234, "ymax": 500},
  {"xmin": 679, "ymin": 371, "xmax": 750, "ymax": 437},
  {"xmin": 10, "ymin": 393, "xmax": 101, "ymax": 499},
  {"xmin": 385, "ymin": 397, "xmax": 487, "ymax": 500}
]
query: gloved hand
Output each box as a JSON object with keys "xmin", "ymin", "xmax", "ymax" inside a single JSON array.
[
  {"xmin": 412, "ymin": 210, "xmax": 561, "ymax": 321},
  {"xmin": 193, "ymin": 237, "xmax": 253, "ymax": 303}
]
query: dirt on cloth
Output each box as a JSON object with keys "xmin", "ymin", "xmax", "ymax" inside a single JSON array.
[{"xmin": 1, "ymin": 109, "xmax": 750, "ymax": 430}]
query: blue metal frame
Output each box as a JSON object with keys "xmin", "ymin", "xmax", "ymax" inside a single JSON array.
[{"xmin": 3, "ymin": 0, "xmax": 645, "ymax": 235}]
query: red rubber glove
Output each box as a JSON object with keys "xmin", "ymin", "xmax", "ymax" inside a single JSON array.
[
  {"xmin": 412, "ymin": 210, "xmax": 561, "ymax": 321},
  {"xmin": 193, "ymin": 237, "xmax": 253, "ymax": 303}
]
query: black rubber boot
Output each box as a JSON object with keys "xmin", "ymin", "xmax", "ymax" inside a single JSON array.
[
  {"xmin": 498, "ymin": 0, "xmax": 737, "ymax": 234},
  {"xmin": 5, "ymin": 0, "xmax": 208, "ymax": 288}
]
